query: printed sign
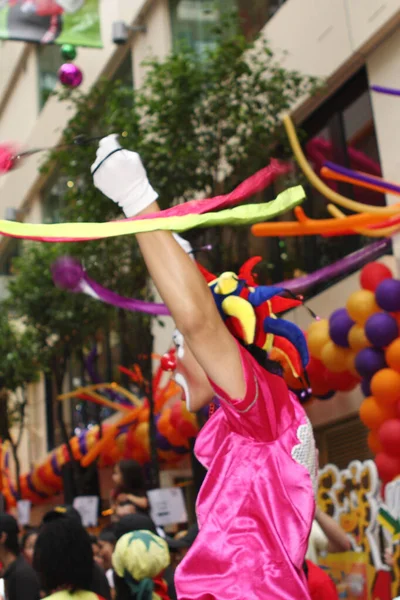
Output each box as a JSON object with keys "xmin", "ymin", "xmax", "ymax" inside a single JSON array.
[{"xmin": 148, "ymin": 487, "xmax": 188, "ymax": 527}]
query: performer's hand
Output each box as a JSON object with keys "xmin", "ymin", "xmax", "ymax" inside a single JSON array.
[{"xmin": 91, "ymin": 134, "xmax": 158, "ymax": 217}]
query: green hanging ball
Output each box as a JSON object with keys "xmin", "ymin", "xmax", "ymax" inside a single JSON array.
[{"xmin": 60, "ymin": 44, "xmax": 77, "ymax": 61}]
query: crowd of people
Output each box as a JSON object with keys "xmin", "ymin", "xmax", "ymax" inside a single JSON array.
[{"xmin": 0, "ymin": 458, "xmax": 355, "ymax": 600}]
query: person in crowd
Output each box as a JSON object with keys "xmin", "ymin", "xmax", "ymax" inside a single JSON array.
[
  {"xmin": 90, "ymin": 535, "xmax": 104, "ymax": 568},
  {"xmin": 42, "ymin": 506, "xmax": 111, "ymax": 600},
  {"xmin": 0, "ymin": 513, "xmax": 40, "ymax": 600},
  {"xmin": 21, "ymin": 527, "xmax": 38, "ymax": 566},
  {"xmin": 165, "ymin": 524, "xmax": 198, "ymax": 571},
  {"xmin": 92, "ymin": 136, "xmax": 317, "ymax": 598},
  {"xmin": 34, "ymin": 516, "xmax": 106, "ymax": 600},
  {"xmin": 98, "ymin": 526, "xmax": 117, "ymax": 592},
  {"xmin": 114, "ymin": 515, "xmax": 176, "ymax": 600},
  {"xmin": 111, "ymin": 460, "xmax": 149, "ymax": 512},
  {"xmin": 307, "ymin": 507, "xmax": 351, "ymax": 563},
  {"xmin": 303, "ymin": 560, "xmax": 339, "ymax": 600},
  {"xmin": 113, "ymin": 528, "xmax": 170, "ymax": 600},
  {"xmin": 113, "ymin": 500, "xmax": 137, "ymax": 521}
]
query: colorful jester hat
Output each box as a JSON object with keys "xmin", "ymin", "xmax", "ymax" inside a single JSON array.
[{"xmin": 198, "ymin": 257, "xmax": 309, "ymax": 380}]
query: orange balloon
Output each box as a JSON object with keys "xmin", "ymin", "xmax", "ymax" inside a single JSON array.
[
  {"xmin": 307, "ymin": 320, "xmax": 330, "ymax": 359},
  {"xmin": 348, "ymin": 324, "xmax": 371, "ymax": 352},
  {"xmin": 346, "ymin": 290, "xmax": 379, "ymax": 325},
  {"xmin": 360, "ymin": 396, "xmax": 396, "ymax": 429},
  {"xmin": 321, "ymin": 342, "xmax": 350, "ymax": 373},
  {"xmin": 367, "ymin": 430, "xmax": 383, "ymax": 454},
  {"xmin": 386, "ymin": 339, "xmax": 400, "ymax": 373},
  {"xmin": 371, "ymin": 369, "xmax": 400, "ymax": 407}
]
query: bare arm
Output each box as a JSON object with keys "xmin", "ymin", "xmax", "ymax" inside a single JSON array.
[
  {"xmin": 136, "ymin": 202, "xmax": 246, "ymax": 406},
  {"xmin": 315, "ymin": 507, "xmax": 351, "ymax": 553}
]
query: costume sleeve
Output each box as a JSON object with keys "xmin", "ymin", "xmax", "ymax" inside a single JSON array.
[{"xmin": 207, "ymin": 341, "xmax": 259, "ymax": 414}]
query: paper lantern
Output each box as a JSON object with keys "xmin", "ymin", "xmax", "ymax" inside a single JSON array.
[
  {"xmin": 359, "ymin": 396, "xmax": 396, "ymax": 430},
  {"xmin": 346, "ymin": 290, "xmax": 379, "ymax": 325},
  {"xmin": 371, "ymin": 369, "xmax": 400, "ymax": 407},
  {"xmin": 375, "ymin": 279, "xmax": 400, "ymax": 312},
  {"xmin": 360, "ymin": 262, "xmax": 392, "ymax": 292},
  {"xmin": 321, "ymin": 342, "xmax": 349, "ymax": 372},
  {"xmin": 348, "ymin": 324, "xmax": 371, "ymax": 352},
  {"xmin": 365, "ymin": 313, "xmax": 398, "ymax": 348},
  {"xmin": 385, "ymin": 339, "xmax": 400, "ymax": 373},
  {"xmin": 378, "ymin": 419, "xmax": 400, "ymax": 457}
]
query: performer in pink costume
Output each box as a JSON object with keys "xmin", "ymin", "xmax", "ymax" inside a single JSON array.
[{"xmin": 91, "ymin": 135, "xmax": 317, "ymax": 599}]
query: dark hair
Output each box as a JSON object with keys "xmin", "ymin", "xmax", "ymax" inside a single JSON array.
[
  {"xmin": 239, "ymin": 341, "xmax": 283, "ymax": 377},
  {"xmin": 117, "ymin": 460, "xmax": 146, "ymax": 495},
  {"xmin": 0, "ymin": 515, "xmax": 19, "ymax": 556},
  {"xmin": 3, "ymin": 529, "xmax": 19, "ymax": 556},
  {"xmin": 98, "ymin": 525, "xmax": 117, "ymax": 545},
  {"xmin": 89, "ymin": 534, "xmax": 98, "ymax": 545},
  {"xmin": 21, "ymin": 528, "xmax": 38, "ymax": 551},
  {"xmin": 114, "ymin": 514, "xmax": 157, "ymax": 541},
  {"xmin": 34, "ymin": 517, "xmax": 93, "ymax": 593}
]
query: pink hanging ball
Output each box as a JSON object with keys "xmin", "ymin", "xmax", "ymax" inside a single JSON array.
[
  {"xmin": 58, "ymin": 63, "xmax": 83, "ymax": 88},
  {"xmin": 0, "ymin": 144, "xmax": 17, "ymax": 174}
]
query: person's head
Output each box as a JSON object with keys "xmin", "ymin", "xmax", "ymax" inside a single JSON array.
[
  {"xmin": 114, "ymin": 514, "xmax": 157, "ymax": 541},
  {"xmin": 0, "ymin": 514, "xmax": 19, "ymax": 560},
  {"xmin": 166, "ymin": 523, "xmax": 198, "ymax": 568},
  {"xmin": 112, "ymin": 460, "xmax": 146, "ymax": 494},
  {"xmin": 21, "ymin": 528, "xmax": 38, "ymax": 566},
  {"xmin": 41, "ymin": 504, "xmax": 82, "ymax": 526},
  {"xmin": 113, "ymin": 530, "xmax": 170, "ymax": 600},
  {"xmin": 98, "ymin": 525, "xmax": 117, "ymax": 571},
  {"xmin": 115, "ymin": 500, "xmax": 137, "ymax": 520},
  {"xmin": 34, "ymin": 516, "xmax": 93, "ymax": 594},
  {"xmin": 89, "ymin": 534, "xmax": 103, "ymax": 568}
]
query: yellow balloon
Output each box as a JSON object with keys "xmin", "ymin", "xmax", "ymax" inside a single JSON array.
[
  {"xmin": 346, "ymin": 352, "xmax": 359, "ymax": 378},
  {"xmin": 346, "ymin": 290, "xmax": 379, "ymax": 325},
  {"xmin": 321, "ymin": 341, "xmax": 350, "ymax": 372},
  {"xmin": 348, "ymin": 324, "xmax": 371, "ymax": 352},
  {"xmin": 307, "ymin": 319, "xmax": 330, "ymax": 359}
]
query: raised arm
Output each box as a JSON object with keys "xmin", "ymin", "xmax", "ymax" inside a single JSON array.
[
  {"xmin": 92, "ymin": 136, "xmax": 245, "ymax": 408},
  {"xmin": 315, "ymin": 507, "xmax": 351, "ymax": 553}
]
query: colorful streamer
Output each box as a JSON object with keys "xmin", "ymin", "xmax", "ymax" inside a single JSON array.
[
  {"xmin": 322, "ymin": 162, "xmax": 400, "ymax": 196},
  {"xmin": 0, "ymin": 160, "xmax": 291, "ymax": 241},
  {"xmin": 282, "ymin": 114, "xmax": 400, "ymax": 215},
  {"xmin": 371, "ymin": 85, "xmax": 400, "ymax": 97}
]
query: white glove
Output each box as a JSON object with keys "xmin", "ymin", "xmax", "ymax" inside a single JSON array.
[{"xmin": 91, "ymin": 134, "xmax": 158, "ymax": 218}]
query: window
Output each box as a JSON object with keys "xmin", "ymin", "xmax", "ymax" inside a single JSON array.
[
  {"xmin": 258, "ymin": 68, "xmax": 388, "ymax": 294},
  {"xmin": 170, "ymin": 0, "xmax": 288, "ymax": 50},
  {"xmin": 37, "ymin": 44, "xmax": 64, "ymax": 110}
]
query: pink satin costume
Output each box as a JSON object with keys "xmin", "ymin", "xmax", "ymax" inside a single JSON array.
[{"xmin": 175, "ymin": 343, "xmax": 316, "ymax": 599}]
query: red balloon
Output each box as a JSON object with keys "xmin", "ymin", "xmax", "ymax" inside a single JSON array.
[
  {"xmin": 360, "ymin": 262, "xmax": 392, "ymax": 292},
  {"xmin": 325, "ymin": 370, "xmax": 359, "ymax": 392},
  {"xmin": 375, "ymin": 452, "xmax": 400, "ymax": 482},
  {"xmin": 378, "ymin": 419, "xmax": 400, "ymax": 457}
]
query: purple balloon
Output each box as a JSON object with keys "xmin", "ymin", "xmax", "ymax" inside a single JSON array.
[
  {"xmin": 365, "ymin": 313, "xmax": 398, "ymax": 348},
  {"xmin": 329, "ymin": 309, "xmax": 354, "ymax": 348},
  {"xmin": 355, "ymin": 348, "xmax": 387, "ymax": 379},
  {"xmin": 51, "ymin": 256, "xmax": 84, "ymax": 291},
  {"xmin": 155, "ymin": 432, "xmax": 173, "ymax": 451},
  {"xmin": 361, "ymin": 378, "xmax": 371, "ymax": 398},
  {"xmin": 58, "ymin": 63, "xmax": 83, "ymax": 88},
  {"xmin": 375, "ymin": 279, "xmax": 400, "ymax": 312}
]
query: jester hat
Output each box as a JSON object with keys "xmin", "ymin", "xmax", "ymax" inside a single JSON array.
[{"xmin": 197, "ymin": 257, "xmax": 309, "ymax": 379}]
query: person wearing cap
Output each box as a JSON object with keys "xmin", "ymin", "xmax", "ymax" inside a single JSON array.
[
  {"xmin": 0, "ymin": 513, "xmax": 40, "ymax": 600},
  {"xmin": 91, "ymin": 137, "xmax": 317, "ymax": 598},
  {"xmin": 41, "ymin": 506, "xmax": 111, "ymax": 600}
]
